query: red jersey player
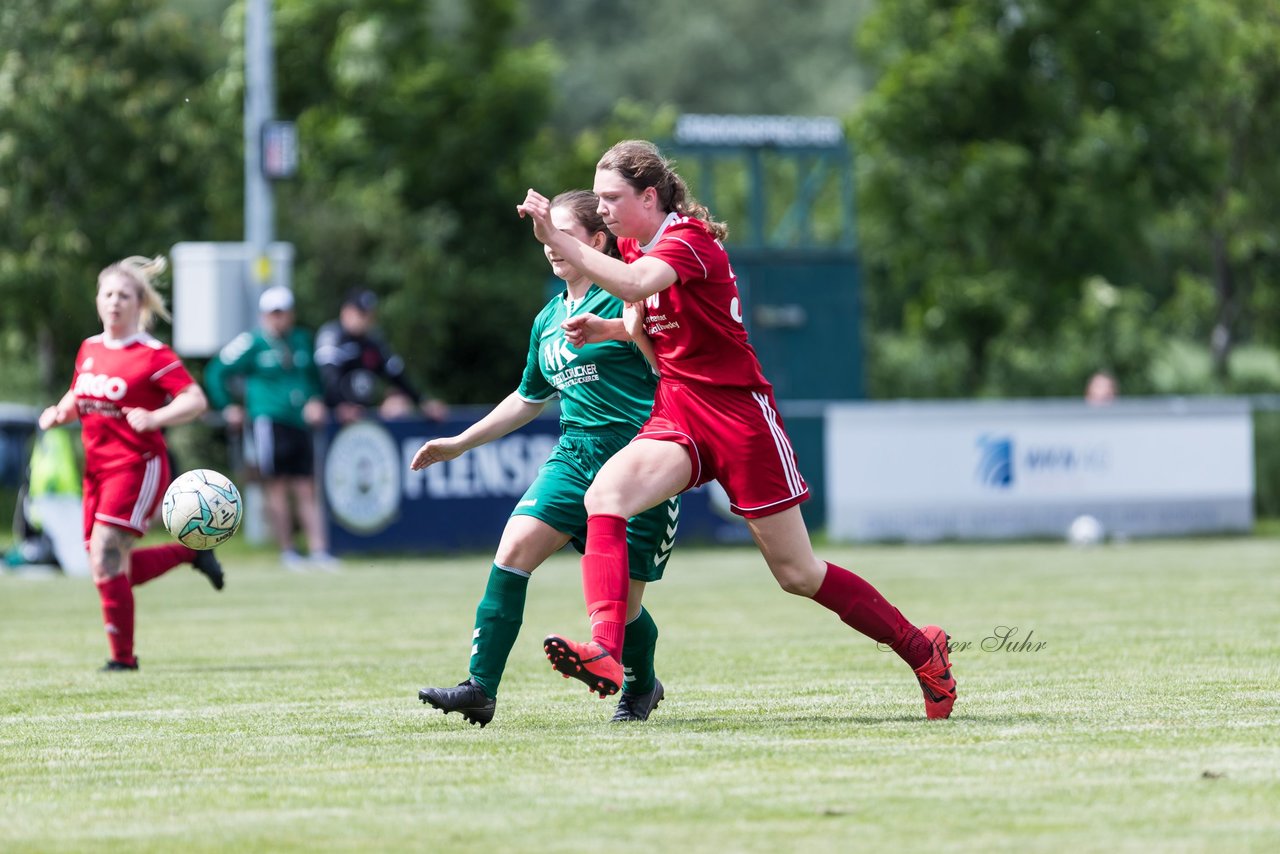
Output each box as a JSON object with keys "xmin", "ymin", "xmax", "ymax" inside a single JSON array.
[
  {"xmin": 518, "ymin": 140, "xmax": 956, "ymax": 720},
  {"xmin": 38, "ymin": 255, "xmax": 223, "ymax": 671}
]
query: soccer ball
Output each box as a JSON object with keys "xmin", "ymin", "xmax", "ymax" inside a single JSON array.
[
  {"xmin": 1067, "ymin": 514, "xmax": 1105, "ymax": 547},
  {"xmin": 162, "ymin": 468, "xmax": 243, "ymax": 550}
]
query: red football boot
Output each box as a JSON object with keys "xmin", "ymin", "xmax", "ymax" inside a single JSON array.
[
  {"xmin": 543, "ymin": 634, "xmax": 623, "ymax": 699},
  {"xmin": 914, "ymin": 625, "xmax": 957, "ymax": 720}
]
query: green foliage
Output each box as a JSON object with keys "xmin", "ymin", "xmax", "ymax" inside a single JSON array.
[
  {"xmin": 1255, "ymin": 411, "xmax": 1280, "ymax": 519},
  {"xmin": 856, "ymin": 0, "xmax": 1280, "ymax": 395},
  {"xmin": 227, "ymin": 0, "xmax": 563, "ymax": 402},
  {"xmin": 867, "ymin": 332, "xmax": 971, "ymax": 399},
  {"xmin": 1149, "ymin": 339, "xmax": 1280, "ymax": 396},
  {"xmin": 518, "ymin": 0, "xmax": 873, "ymax": 132},
  {"xmin": 0, "ymin": 0, "xmax": 237, "ymax": 389}
]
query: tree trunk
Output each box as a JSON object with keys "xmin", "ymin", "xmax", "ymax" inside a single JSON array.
[{"xmin": 1209, "ymin": 232, "xmax": 1236, "ymax": 382}]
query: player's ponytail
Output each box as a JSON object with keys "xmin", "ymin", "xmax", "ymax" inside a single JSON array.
[
  {"xmin": 100, "ymin": 255, "xmax": 171, "ymax": 330},
  {"xmin": 597, "ymin": 140, "xmax": 729, "ymax": 242}
]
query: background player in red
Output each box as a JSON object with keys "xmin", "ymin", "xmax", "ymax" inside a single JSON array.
[
  {"xmin": 38, "ymin": 255, "xmax": 223, "ymax": 671},
  {"xmin": 518, "ymin": 140, "xmax": 957, "ymax": 719}
]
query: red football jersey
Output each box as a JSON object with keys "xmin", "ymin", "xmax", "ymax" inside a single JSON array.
[
  {"xmin": 620, "ymin": 213, "xmax": 771, "ymax": 389},
  {"xmin": 70, "ymin": 333, "xmax": 195, "ymax": 471}
]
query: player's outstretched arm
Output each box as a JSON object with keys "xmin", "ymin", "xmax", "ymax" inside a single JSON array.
[
  {"xmin": 518, "ymin": 188, "xmax": 677, "ymax": 303},
  {"xmin": 410, "ymin": 392, "xmax": 545, "ymax": 471}
]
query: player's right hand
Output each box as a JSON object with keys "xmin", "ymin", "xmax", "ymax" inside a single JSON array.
[
  {"xmin": 516, "ymin": 189, "xmax": 554, "ymax": 244},
  {"xmin": 410, "ymin": 438, "xmax": 463, "ymax": 471},
  {"xmin": 37, "ymin": 405, "xmax": 62, "ymax": 430}
]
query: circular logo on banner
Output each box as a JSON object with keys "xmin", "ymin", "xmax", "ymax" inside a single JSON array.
[{"xmin": 324, "ymin": 421, "xmax": 401, "ymax": 534}]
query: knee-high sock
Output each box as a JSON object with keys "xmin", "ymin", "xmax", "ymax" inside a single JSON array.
[
  {"xmin": 130, "ymin": 543, "xmax": 197, "ymax": 586},
  {"xmin": 812, "ymin": 561, "xmax": 932, "ymax": 669},
  {"xmin": 96, "ymin": 574, "xmax": 136, "ymax": 665},
  {"xmin": 621, "ymin": 606, "xmax": 659, "ymax": 695},
  {"xmin": 468, "ymin": 563, "xmax": 530, "ymax": 698},
  {"xmin": 582, "ymin": 513, "xmax": 628, "ymax": 661}
]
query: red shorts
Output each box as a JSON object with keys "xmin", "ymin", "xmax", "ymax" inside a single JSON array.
[
  {"xmin": 82, "ymin": 453, "xmax": 170, "ymax": 543},
  {"xmin": 635, "ymin": 380, "xmax": 808, "ymax": 519}
]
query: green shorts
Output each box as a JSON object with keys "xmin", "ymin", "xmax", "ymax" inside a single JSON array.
[{"xmin": 511, "ymin": 426, "xmax": 679, "ymax": 582}]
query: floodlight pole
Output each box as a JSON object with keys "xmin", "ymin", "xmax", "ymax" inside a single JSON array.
[
  {"xmin": 244, "ymin": 0, "xmax": 275, "ymax": 299},
  {"xmin": 239, "ymin": 0, "xmax": 276, "ymax": 548}
]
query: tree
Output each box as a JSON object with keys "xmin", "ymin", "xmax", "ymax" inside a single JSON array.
[
  {"xmin": 854, "ymin": 0, "xmax": 1280, "ymax": 395},
  {"xmin": 0, "ymin": 0, "xmax": 236, "ymax": 392},
  {"xmin": 1151, "ymin": 0, "xmax": 1280, "ymax": 377},
  {"xmin": 518, "ymin": 0, "xmax": 874, "ymax": 132},
  {"xmin": 220, "ymin": 0, "xmax": 563, "ymax": 402}
]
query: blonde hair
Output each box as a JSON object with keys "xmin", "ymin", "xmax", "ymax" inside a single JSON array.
[
  {"xmin": 99, "ymin": 255, "xmax": 170, "ymax": 330},
  {"xmin": 597, "ymin": 139, "xmax": 729, "ymax": 241}
]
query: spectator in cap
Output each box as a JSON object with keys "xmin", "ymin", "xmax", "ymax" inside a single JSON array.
[
  {"xmin": 314, "ymin": 287, "xmax": 448, "ymax": 424},
  {"xmin": 206, "ymin": 286, "xmax": 338, "ymax": 571}
]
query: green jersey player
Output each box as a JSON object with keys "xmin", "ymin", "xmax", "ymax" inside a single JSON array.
[{"xmin": 413, "ymin": 190, "xmax": 678, "ymax": 727}]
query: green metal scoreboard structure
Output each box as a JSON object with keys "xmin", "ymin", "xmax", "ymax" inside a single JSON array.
[{"xmin": 667, "ymin": 114, "xmax": 865, "ymax": 524}]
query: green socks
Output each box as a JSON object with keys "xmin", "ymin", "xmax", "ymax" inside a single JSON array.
[
  {"xmin": 467, "ymin": 564, "xmax": 530, "ymax": 698},
  {"xmin": 621, "ymin": 606, "xmax": 659, "ymax": 695},
  {"xmin": 466, "ymin": 565, "xmax": 660, "ymax": 699}
]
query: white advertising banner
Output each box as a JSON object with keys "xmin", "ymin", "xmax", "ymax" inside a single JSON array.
[{"xmin": 825, "ymin": 399, "xmax": 1254, "ymax": 541}]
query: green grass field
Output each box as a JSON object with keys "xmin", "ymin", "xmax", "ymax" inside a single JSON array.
[{"xmin": 2, "ymin": 537, "xmax": 1278, "ymax": 853}]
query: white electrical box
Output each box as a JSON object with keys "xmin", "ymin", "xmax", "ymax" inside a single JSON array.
[{"xmin": 170, "ymin": 241, "xmax": 294, "ymax": 357}]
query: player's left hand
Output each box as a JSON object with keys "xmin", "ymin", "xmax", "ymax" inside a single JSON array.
[
  {"xmin": 124, "ymin": 407, "xmax": 160, "ymax": 433},
  {"xmin": 410, "ymin": 437, "xmax": 464, "ymax": 471},
  {"xmin": 561, "ymin": 313, "xmax": 612, "ymax": 348}
]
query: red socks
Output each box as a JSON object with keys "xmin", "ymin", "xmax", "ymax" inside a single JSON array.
[
  {"xmin": 813, "ymin": 562, "xmax": 932, "ymax": 669},
  {"xmin": 130, "ymin": 543, "xmax": 197, "ymax": 586},
  {"xmin": 96, "ymin": 544, "xmax": 197, "ymax": 664},
  {"xmin": 96, "ymin": 574, "xmax": 136, "ymax": 665},
  {"xmin": 582, "ymin": 514, "xmax": 629, "ymax": 661}
]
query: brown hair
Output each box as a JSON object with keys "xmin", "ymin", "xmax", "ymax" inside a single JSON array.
[
  {"xmin": 596, "ymin": 140, "xmax": 729, "ymax": 241},
  {"xmin": 99, "ymin": 255, "xmax": 170, "ymax": 330},
  {"xmin": 550, "ymin": 189, "xmax": 622, "ymax": 259}
]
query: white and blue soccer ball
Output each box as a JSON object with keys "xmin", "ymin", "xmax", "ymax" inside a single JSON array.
[{"xmin": 162, "ymin": 468, "xmax": 243, "ymax": 550}]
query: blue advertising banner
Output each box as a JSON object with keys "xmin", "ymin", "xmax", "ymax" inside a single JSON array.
[{"xmin": 321, "ymin": 416, "xmax": 750, "ymax": 554}]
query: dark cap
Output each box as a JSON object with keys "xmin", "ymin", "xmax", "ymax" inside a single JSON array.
[{"xmin": 342, "ymin": 288, "xmax": 378, "ymax": 312}]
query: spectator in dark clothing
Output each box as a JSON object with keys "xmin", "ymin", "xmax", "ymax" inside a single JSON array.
[{"xmin": 313, "ymin": 289, "xmax": 448, "ymax": 424}]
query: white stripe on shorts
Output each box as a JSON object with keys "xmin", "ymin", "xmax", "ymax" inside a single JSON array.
[
  {"xmin": 254, "ymin": 416, "xmax": 276, "ymax": 476},
  {"xmin": 752, "ymin": 391, "xmax": 804, "ymax": 496},
  {"xmin": 129, "ymin": 455, "xmax": 163, "ymax": 529}
]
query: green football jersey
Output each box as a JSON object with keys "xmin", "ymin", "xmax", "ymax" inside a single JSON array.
[
  {"xmin": 517, "ymin": 285, "xmax": 657, "ymax": 432},
  {"xmin": 206, "ymin": 326, "xmax": 323, "ymax": 430}
]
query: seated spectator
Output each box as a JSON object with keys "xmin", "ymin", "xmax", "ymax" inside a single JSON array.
[{"xmin": 313, "ymin": 288, "xmax": 448, "ymax": 424}]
